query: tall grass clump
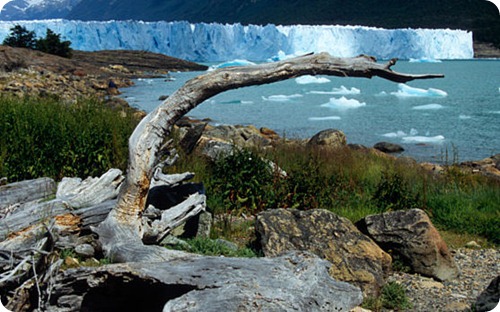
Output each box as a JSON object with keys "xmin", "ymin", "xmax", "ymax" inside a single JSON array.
[{"xmin": 0, "ymin": 95, "xmax": 139, "ymax": 181}]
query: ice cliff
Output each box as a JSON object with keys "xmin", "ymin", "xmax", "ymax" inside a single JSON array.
[{"xmin": 0, "ymin": 20, "xmax": 474, "ymax": 61}]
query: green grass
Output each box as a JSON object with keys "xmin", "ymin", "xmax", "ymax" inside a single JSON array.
[{"xmin": 0, "ymin": 95, "xmax": 139, "ymax": 181}]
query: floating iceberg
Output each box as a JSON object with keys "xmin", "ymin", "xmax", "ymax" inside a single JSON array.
[
  {"xmin": 262, "ymin": 94, "xmax": 303, "ymax": 102},
  {"xmin": 391, "ymin": 84, "xmax": 448, "ymax": 98},
  {"xmin": 309, "ymin": 85, "xmax": 361, "ymax": 95},
  {"xmin": 383, "ymin": 128, "xmax": 419, "ymax": 138},
  {"xmin": 409, "ymin": 58, "xmax": 442, "ymax": 63},
  {"xmin": 321, "ymin": 96, "xmax": 366, "ymax": 109},
  {"xmin": 0, "ymin": 20, "xmax": 474, "ymax": 62},
  {"xmin": 295, "ymin": 75, "xmax": 331, "ymax": 84}
]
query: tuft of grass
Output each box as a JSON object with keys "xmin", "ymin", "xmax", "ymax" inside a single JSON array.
[{"xmin": 166, "ymin": 237, "xmax": 258, "ymax": 258}]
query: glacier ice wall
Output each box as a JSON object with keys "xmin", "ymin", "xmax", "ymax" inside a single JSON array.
[{"xmin": 0, "ymin": 19, "xmax": 473, "ymax": 61}]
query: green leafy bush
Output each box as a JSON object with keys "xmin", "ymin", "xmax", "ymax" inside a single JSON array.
[
  {"xmin": 207, "ymin": 149, "xmax": 277, "ymax": 215},
  {"xmin": 0, "ymin": 96, "xmax": 139, "ymax": 181}
]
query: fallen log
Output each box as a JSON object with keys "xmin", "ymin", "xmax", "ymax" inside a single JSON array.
[{"xmin": 43, "ymin": 251, "xmax": 363, "ymax": 312}]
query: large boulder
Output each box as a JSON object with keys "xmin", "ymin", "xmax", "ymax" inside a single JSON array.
[
  {"xmin": 356, "ymin": 208, "xmax": 459, "ymax": 281},
  {"xmin": 307, "ymin": 129, "xmax": 347, "ymax": 148},
  {"xmin": 256, "ymin": 208, "xmax": 392, "ymax": 296}
]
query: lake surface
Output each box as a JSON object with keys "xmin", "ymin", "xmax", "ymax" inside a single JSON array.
[{"xmin": 121, "ymin": 60, "xmax": 500, "ymax": 163}]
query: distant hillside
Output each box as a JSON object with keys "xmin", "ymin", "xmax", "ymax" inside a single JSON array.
[{"xmin": 65, "ymin": 0, "xmax": 500, "ymax": 47}]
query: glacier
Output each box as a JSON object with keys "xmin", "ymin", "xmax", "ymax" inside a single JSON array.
[{"xmin": 0, "ymin": 19, "xmax": 473, "ymax": 61}]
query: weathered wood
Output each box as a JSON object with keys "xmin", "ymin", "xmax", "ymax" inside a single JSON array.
[
  {"xmin": 145, "ymin": 193, "xmax": 206, "ymax": 244},
  {"xmin": 0, "ymin": 177, "xmax": 56, "ymax": 212},
  {"xmin": 56, "ymin": 168, "xmax": 123, "ymax": 209},
  {"xmin": 96, "ymin": 53, "xmax": 445, "ymax": 262},
  {"xmin": 43, "ymin": 251, "xmax": 363, "ymax": 312}
]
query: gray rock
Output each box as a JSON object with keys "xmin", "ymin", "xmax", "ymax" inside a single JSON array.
[
  {"xmin": 373, "ymin": 141, "xmax": 405, "ymax": 153},
  {"xmin": 356, "ymin": 208, "xmax": 459, "ymax": 281},
  {"xmin": 308, "ymin": 129, "xmax": 347, "ymax": 148},
  {"xmin": 475, "ymin": 275, "xmax": 499, "ymax": 312},
  {"xmin": 256, "ymin": 208, "xmax": 391, "ymax": 296}
]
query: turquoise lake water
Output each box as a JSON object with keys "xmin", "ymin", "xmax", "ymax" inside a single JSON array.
[{"xmin": 121, "ymin": 60, "xmax": 500, "ymax": 163}]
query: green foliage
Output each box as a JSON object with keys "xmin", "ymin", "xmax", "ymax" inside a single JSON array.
[
  {"xmin": 207, "ymin": 149, "xmax": 277, "ymax": 215},
  {"xmin": 0, "ymin": 95, "xmax": 139, "ymax": 182},
  {"xmin": 35, "ymin": 28, "xmax": 73, "ymax": 58},
  {"xmin": 363, "ymin": 281, "xmax": 412, "ymax": 311},
  {"xmin": 372, "ymin": 170, "xmax": 421, "ymax": 212},
  {"xmin": 166, "ymin": 237, "xmax": 258, "ymax": 258},
  {"xmin": 2, "ymin": 25, "xmax": 36, "ymax": 49},
  {"xmin": 2, "ymin": 25, "xmax": 72, "ymax": 58}
]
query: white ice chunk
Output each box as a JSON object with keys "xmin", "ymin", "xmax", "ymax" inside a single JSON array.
[
  {"xmin": 320, "ymin": 96, "xmax": 366, "ymax": 109},
  {"xmin": 295, "ymin": 75, "xmax": 331, "ymax": 84},
  {"xmin": 262, "ymin": 94, "xmax": 303, "ymax": 102},
  {"xmin": 309, "ymin": 86, "xmax": 361, "ymax": 95},
  {"xmin": 391, "ymin": 84, "xmax": 448, "ymax": 98}
]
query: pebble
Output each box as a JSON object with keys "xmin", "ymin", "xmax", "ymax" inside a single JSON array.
[{"xmin": 387, "ymin": 248, "xmax": 499, "ymax": 311}]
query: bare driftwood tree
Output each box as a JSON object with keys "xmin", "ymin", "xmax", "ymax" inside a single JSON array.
[{"xmin": 95, "ymin": 52, "xmax": 444, "ymax": 262}]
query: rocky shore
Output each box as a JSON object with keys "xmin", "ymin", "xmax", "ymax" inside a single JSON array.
[{"xmin": 0, "ymin": 45, "xmax": 207, "ymax": 103}]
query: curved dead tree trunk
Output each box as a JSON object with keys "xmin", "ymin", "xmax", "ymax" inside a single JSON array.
[{"xmin": 95, "ymin": 52, "xmax": 444, "ymax": 261}]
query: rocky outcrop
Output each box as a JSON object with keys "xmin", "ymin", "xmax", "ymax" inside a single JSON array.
[
  {"xmin": 256, "ymin": 208, "xmax": 392, "ymax": 296},
  {"xmin": 356, "ymin": 208, "xmax": 460, "ymax": 282}
]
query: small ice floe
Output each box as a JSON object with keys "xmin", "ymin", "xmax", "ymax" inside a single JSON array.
[
  {"xmin": 262, "ymin": 94, "xmax": 303, "ymax": 102},
  {"xmin": 320, "ymin": 96, "xmax": 366, "ymax": 109},
  {"xmin": 295, "ymin": 75, "xmax": 331, "ymax": 84},
  {"xmin": 391, "ymin": 83, "xmax": 447, "ymax": 98},
  {"xmin": 309, "ymin": 85, "xmax": 361, "ymax": 95}
]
